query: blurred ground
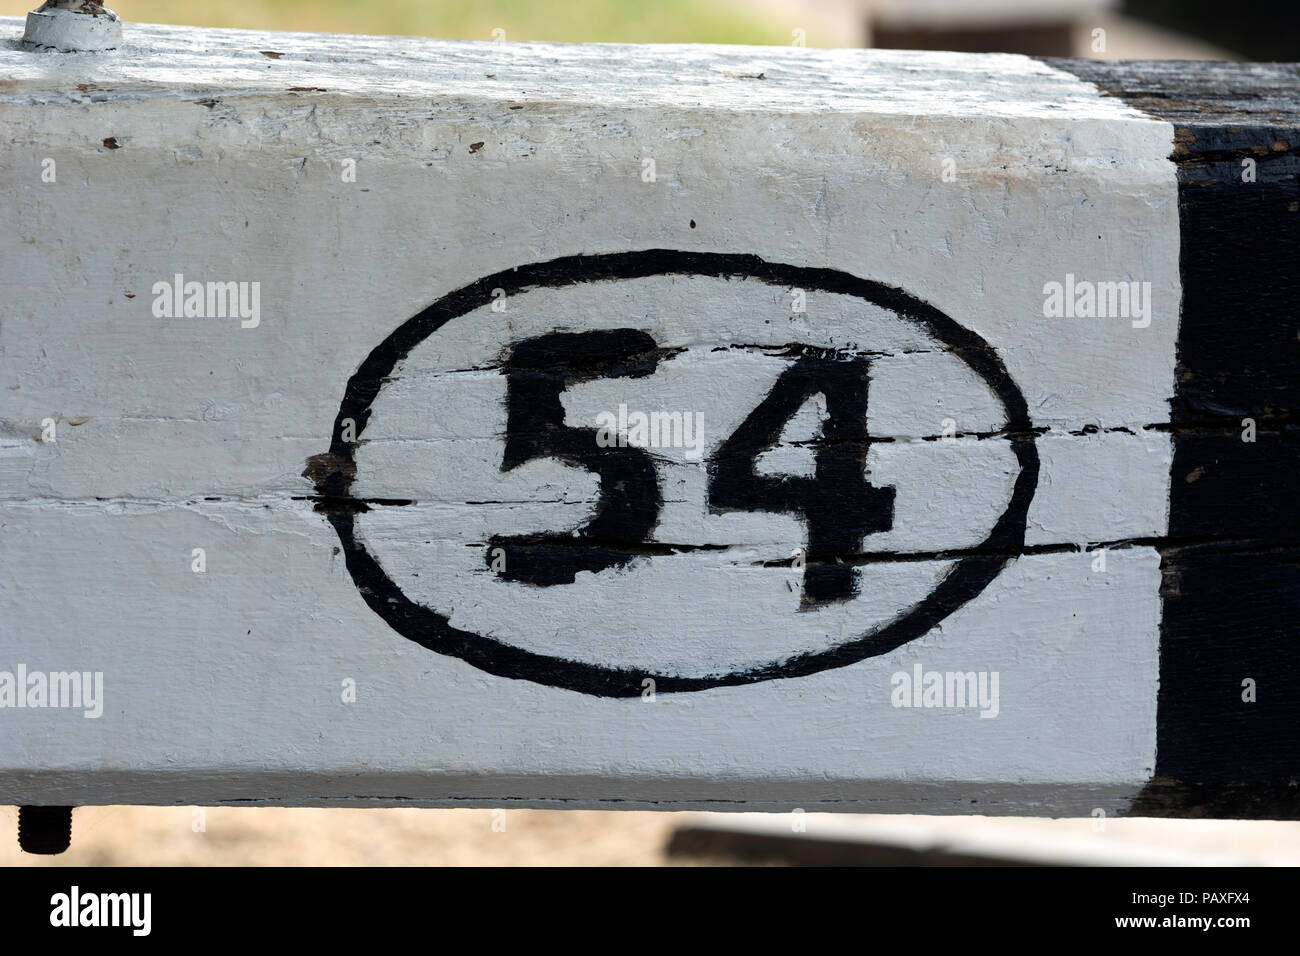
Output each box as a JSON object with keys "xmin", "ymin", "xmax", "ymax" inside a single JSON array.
[{"xmin": 3, "ymin": 806, "xmax": 1298, "ymax": 866}]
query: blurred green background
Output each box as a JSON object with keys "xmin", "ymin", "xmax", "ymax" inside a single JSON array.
[
  {"xmin": 0, "ymin": 0, "xmax": 790, "ymax": 44},
  {"xmin": 6, "ymin": 2, "xmax": 1294, "ymax": 58}
]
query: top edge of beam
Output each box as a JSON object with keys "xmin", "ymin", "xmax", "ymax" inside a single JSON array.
[
  {"xmin": 1047, "ymin": 58, "xmax": 1300, "ymax": 129},
  {"xmin": 0, "ymin": 17, "xmax": 1229, "ymax": 124}
]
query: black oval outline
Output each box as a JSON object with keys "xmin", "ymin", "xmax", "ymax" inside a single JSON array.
[{"xmin": 316, "ymin": 250, "xmax": 1039, "ymax": 697}]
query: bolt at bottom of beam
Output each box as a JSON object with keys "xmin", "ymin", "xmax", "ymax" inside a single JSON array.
[{"xmin": 18, "ymin": 806, "xmax": 74, "ymax": 855}]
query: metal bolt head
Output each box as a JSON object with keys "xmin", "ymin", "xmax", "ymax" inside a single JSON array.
[{"xmin": 22, "ymin": 1, "xmax": 123, "ymax": 53}]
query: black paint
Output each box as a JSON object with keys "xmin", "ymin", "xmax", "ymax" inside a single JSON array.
[
  {"xmin": 708, "ymin": 350, "xmax": 895, "ymax": 608},
  {"xmin": 1054, "ymin": 59, "xmax": 1300, "ymax": 816},
  {"xmin": 488, "ymin": 330, "xmax": 664, "ymax": 585},
  {"xmin": 311, "ymin": 250, "xmax": 1039, "ymax": 697}
]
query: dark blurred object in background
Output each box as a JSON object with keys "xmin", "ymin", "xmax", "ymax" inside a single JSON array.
[
  {"xmin": 868, "ymin": 0, "xmax": 1115, "ymax": 57},
  {"xmin": 1125, "ymin": 0, "xmax": 1300, "ymax": 61},
  {"xmin": 857, "ymin": 0, "xmax": 1242, "ymax": 59},
  {"xmin": 862, "ymin": 0, "xmax": 1239, "ymax": 60}
]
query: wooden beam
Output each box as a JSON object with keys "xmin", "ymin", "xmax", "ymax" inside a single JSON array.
[{"xmin": 0, "ymin": 19, "xmax": 1295, "ymax": 818}]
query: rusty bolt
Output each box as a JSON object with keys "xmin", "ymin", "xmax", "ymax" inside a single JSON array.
[{"xmin": 41, "ymin": 1, "xmax": 108, "ymax": 11}]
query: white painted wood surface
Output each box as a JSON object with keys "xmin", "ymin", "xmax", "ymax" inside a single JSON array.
[{"xmin": 0, "ymin": 20, "xmax": 1180, "ymax": 812}]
